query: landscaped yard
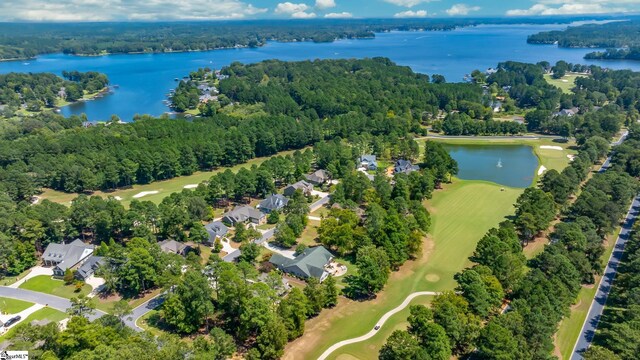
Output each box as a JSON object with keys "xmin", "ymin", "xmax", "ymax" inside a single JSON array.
[
  {"xmin": 284, "ymin": 179, "xmax": 523, "ymax": 359},
  {"xmin": 19, "ymin": 275, "xmax": 92, "ymax": 299},
  {"xmin": 137, "ymin": 309, "xmax": 172, "ymax": 338},
  {"xmin": 0, "ymin": 307, "xmax": 67, "ymax": 340},
  {"xmin": 39, "ymin": 148, "xmax": 303, "ymax": 208},
  {"xmin": 0, "ymin": 297, "xmax": 34, "ymax": 314},
  {"xmin": 94, "ymin": 288, "xmax": 163, "ymax": 313}
]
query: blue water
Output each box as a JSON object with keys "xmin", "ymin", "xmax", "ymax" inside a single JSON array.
[
  {"xmin": 1, "ymin": 24, "xmax": 640, "ymax": 121},
  {"xmin": 443, "ymin": 144, "xmax": 539, "ymax": 188}
]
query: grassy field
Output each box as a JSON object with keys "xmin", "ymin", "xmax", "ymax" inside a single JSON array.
[
  {"xmin": 39, "ymin": 149, "xmax": 301, "ymax": 207},
  {"xmin": 554, "ymin": 229, "xmax": 619, "ymax": 359},
  {"xmin": 284, "ymin": 179, "xmax": 522, "ymax": 360},
  {"xmin": 19, "ymin": 275, "xmax": 92, "ymax": 299},
  {"xmin": 0, "ymin": 297, "xmax": 34, "ymax": 314},
  {"xmin": 544, "ymin": 73, "xmax": 587, "ymax": 94},
  {"xmin": 0, "ymin": 307, "xmax": 67, "ymax": 340}
]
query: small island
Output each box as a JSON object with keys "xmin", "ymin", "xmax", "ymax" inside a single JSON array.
[{"xmin": 0, "ymin": 71, "xmax": 110, "ymax": 118}]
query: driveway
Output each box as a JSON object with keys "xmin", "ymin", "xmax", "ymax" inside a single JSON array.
[
  {"xmin": 8, "ymin": 267, "xmax": 53, "ymax": 288},
  {"xmin": 0, "ymin": 304, "xmax": 44, "ymax": 335}
]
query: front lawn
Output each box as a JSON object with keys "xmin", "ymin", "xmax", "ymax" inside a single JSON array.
[
  {"xmin": 0, "ymin": 297, "xmax": 34, "ymax": 314},
  {"xmin": 0, "ymin": 307, "xmax": 67, "ymax": 340},
  {"xmin": 19, "ymin": 275, "xmax": 91, "ymax": 299}
]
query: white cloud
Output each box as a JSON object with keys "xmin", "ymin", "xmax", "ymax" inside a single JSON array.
[
  {"xmin": 383, "ymin": 0, "xmax": 436, "ymax": 8},
  {"xmin": 324, "ymin": 11, "xmax": 353, "ymax": 18},
  {"xmin": 291, "ymin": 11, "xmax": 317, "ymax": 18},
  {"xmin": 446, "ymin": 4, "xmax": 481, "ymax": 15},
  {"xmin": 275, "ymin": 2, "xmax": 310, "ymax": 14},
  {"xmin": 0, "ymin": 0, "xmax": 268, "ymax": 21},
  {"xmin": 315, "ymin": 0, "xmax": 336, "ymax": 9},
  {"xmin": 506, "ymin": 1, "xmax": 640, "ymax": 16},
  {"xmin": 394, "ymin": 9, "xmax": 428, "ymax": 17}
]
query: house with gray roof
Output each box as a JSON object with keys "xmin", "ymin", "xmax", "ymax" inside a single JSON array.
[
  {"xmin": 394, "ymin": 160, "xmax": 420, "ymax": 175},
  {"xmin": 360, "ymin": 155, "xmax": 378, "ymax": 170},
  {"xmin": 204, "ymin": 221, "xmax": 228, "ymax": 246},
  {"xmin": 270, "ymin": 246, "xmax": 334, "ymax": 281},
  {"xmin": 553, "ymin": 107, "xmax": 579, "ymax": 117},
  {"xmin": 305, "ymin": 169, "xmax": 330, "ymax": 186},
  {"xmin": 159, "ymin": 240, "xmax": 193, "ymax": 256},
  {"xmin": 283, "ymin": 180, "xmax": 314, "ymax": 197},
  {"xmin": 75, "ymin": 256, "xmax": 106, "ymax": 281},
  {"xmin": 42, "ymin": 239, "xmax": 95, "ymax": 277},
  {"xmin": 258, "ymin": 194, "xmax": 289, "ymax": 213},
  {"xmin": 222, "ymin": 205, "xmax": 266, "ymax": 226}
]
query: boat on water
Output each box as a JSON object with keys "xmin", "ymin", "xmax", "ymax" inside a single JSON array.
[{"xmin": 497, "ymin": 158, "xmax": 503, "ymax": 168}]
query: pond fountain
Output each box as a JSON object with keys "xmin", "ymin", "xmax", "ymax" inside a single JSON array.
[{"xmin": 443, "ymin": 144, "xmax": 538, "ymax": 188}]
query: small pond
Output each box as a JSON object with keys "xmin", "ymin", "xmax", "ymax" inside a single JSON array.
[{"xmin": 443, "ymin": 144, "xmax": 538, "ymax": 188}]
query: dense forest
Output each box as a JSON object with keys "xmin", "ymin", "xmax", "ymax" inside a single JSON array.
[
  {"xmin": 0, "ymin": 71, "xmax": 109, "ymax": 113},
  {"xmin": 528, "ymin": 20, "xmax": 640, "ymax": 49},
  {"xmin": 585, "ymin": 47, "xmax": 640, "ymax": 61},
  {"xmin": 0, "ymin": 58, "xmax": 494, "ymax": 196}
]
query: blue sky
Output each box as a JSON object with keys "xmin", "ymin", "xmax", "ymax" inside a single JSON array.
[{"xmin": 0, "ymin": 0, "xmax": 638, "ymax": 21}]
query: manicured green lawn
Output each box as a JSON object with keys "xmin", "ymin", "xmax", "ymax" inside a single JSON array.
[
  {"xmin": 0, "ymin": 307, "xmax": 67, "ymax": 340},
  {"xmin": 39, "ymin": 148, "xmax": 303, "ymax": 208},
  {"xmin": 0, "ymin": 297, "xmax": 34, "ymax": 314},
  {"xmin": 289, "ymin": 180, "xmax": 522, "ymax": 359},
  {"xmin": 555, "ymin": 228, "xmax": 619, "ymax": 359},
  {"xmin": 19, "ymin": 275, "xmax": 91, "ymax": 299},
  {"xmin": 137, "ymin": 309, "xmax": 173, "ymax": 338},
  {"xmin": 544, "ymin": 73, "xmax": 587, "ymax": 94}
]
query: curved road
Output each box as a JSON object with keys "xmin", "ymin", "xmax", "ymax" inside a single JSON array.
[{"xmin": 317, "ymin": 291, "xmax": 440, "ymax": 360}]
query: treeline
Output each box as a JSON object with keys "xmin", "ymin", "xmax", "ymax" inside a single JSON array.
[
  {"xmin": 0, "ymin": 19, "xmax": 487, "ymax": 60},
  {"xmin": 381, "ymin": 107, "xmax": 639, "ymax": 359},
  {"xmin": 0, "ymin": 71, "xmax": 108, "ymax": 112},
  {"xmin": 434, "ymin": 113, "xmax": 526, "ymax": 135},
  {"xmin": 585, "ymin": 47, "xmax": 640, "ymax": 61},
  {"xmin": 527, "ymin": 21, "xmax": 640, "ymax": 49}
]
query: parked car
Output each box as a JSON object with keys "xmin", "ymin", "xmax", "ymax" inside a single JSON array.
[
  {"xmin": 374, "ymin": 324, "xmax": 381, "ymax": 330},
  {"xmin": 4, "ymin": 315, "xmax": 21, "ymax": 327}
]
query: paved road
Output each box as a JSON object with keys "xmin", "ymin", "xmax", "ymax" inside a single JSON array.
[
  {"xmin": 0, "ymin": 286, "xmax": 107, "ymax": 322},
  {"xmin": 317, "ymin": 291, "xmax": 440, "ymax": 360},
  {"xmin": 127, "ymin": 293, "xmax": 167, "ymax": 331},
  {"xmin": 571, "ymin": 194, "xmax": 640, "ymax": 359}
]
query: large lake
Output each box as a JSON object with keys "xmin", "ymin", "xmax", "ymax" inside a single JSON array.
[
  {"xmin": 1, "ymin": 24, "xmax": 640, "ymax": 120},
  {"xmin": 444, "ymin": 144, "xmax": 538, "ymax": 188}
]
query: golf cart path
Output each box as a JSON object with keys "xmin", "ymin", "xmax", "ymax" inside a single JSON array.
[{"xmin": 317, "ymin": 291, "xmax": 440, "ymax": 360}]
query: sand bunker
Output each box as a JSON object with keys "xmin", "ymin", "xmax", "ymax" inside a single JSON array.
[
  {"xmin": 538, "ymin": 165, "xmax": 547, "ymax": 175},
  {"xmin": 567, "ymin": 154, "xmax": 576, "ymax": 161},
  {"xmin": 114, "ymin": 196, "xmax": 123, "ymax": 201},
  {"xmin": 133, "ymin": 191, "xmax": 159, "ymax": 199},
  {"xmin": 183, "ymin": 184, "xmax": 198, "ymax": 189},
  {"xmin": 540, "ymin": 145, "xmax": 563, "ymax": 151}
]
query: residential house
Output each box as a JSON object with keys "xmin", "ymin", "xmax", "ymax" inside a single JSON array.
[
  {"xmin": 159, "ymin": 240, "xmax": 194, "ymax": 256},
  {"xmin": 42, "ymin": 239, "xmax": 95, "ymax": 277},
  {"xmin": 258, "ymin": 194, "xmax": 289, "ymax": 213},
  {"xmin": 490, "ymin": 100, "xmax": 503, "ymax": 113},
  {"xmin": 283, "ymin": 180, "xmax": 314, "ymax": 197},
  {"xmin": 305, "ymin": 169, "xmax": 330, "ymax": 186},
  {"xmin": 223, "ymin": 249, "xmax": 241, "ymax": 263},
  {"xmin": 270, "ymin": 246, "xmax": 334, "ymax": 281},
  {"xmin": 222, "ymin": 205, "xmax": 267, "ymax": 226},
  {"xmin": 204, "ymin": 221, "xmax": 228, "ymax": 246},
  {"xmin": 553, "ymin": 107, "xmax": 579, "ymax": 117},
  {"xmin": 394, "ymin": 160, "xmax": 420, "ymax": 175},
  {"xmin": 360, "ymin": 155, "xmax": 378, "ymax": 170},
  {"xmin": 75, "ymin": 256, "xmax": 106, "ymax": 281}
]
